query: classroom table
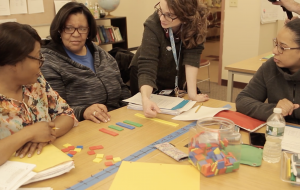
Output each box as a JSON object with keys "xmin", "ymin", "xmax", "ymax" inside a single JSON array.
[
  {"xmin": 23, "ymin": 98, "xmax": 297, "ymax": 190},
  {"xmin": 225, "ymin": 52, "xmax": 272, "ymax": 102}
]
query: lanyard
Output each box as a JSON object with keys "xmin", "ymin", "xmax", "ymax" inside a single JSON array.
[{"xmin": 169, "ymin": 27, "xmax": 182, "ymax": 89}]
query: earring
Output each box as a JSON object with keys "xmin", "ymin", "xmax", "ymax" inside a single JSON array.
[{"xmin": 87, "ymin": 37, "xmax": 88, "ymax": 39}]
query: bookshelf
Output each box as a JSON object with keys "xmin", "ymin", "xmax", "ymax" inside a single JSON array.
[{"xmin": 95, "ymin": 16, "xmax": 128, "ymax": 49}]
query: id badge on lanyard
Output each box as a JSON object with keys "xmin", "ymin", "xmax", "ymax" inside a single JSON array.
[{"xmin": 169, "ymin": 27, "xmax": 182, "ymax": 97}]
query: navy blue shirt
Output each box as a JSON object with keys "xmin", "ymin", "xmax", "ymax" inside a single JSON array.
[{"xmin": 64, "ymin": 45, "xmax": 95, "ymax": 72}]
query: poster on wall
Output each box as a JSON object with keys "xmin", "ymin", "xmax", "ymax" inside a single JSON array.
[
  {"xmin": 28, "ymin": 0, "xmax": 44, "ymax": 14},
  {"xmin": 10, "ymin": 0, "xmax": 28, "ymax": 14},
  {"xmin": 0, "ymin": 0, "xmax": 10, "ymax": 16}
]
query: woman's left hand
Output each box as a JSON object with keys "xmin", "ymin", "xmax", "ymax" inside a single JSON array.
[
  {"xmin": 15, "ymin": 142, "xmax": 49, "ymax": 158},
  {"xmin": 190, "ymin": 94, "xmax": 209, "ymax": 102}
]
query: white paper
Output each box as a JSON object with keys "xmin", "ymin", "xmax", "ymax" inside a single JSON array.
[
  {"xmin": 0, "ymin": 161, "xmax": 36, "ymax": 190},
  {"xmin": 54, "ymin": 1, "xmax": 71, "ymax": 14},
  {"xmin": 282, "ymin": 126, "xmax": 300, "ymax": 153},
  {"xmin": 172, "ymin": 106, "xmax": 229, "ymax": 121},
  {"xmin": 260, "ymin": 0, "xmax": 284, "ymax": 23},
  {"xmin": 10, "ymin": 0, "xmax": 28, "ymax": 14},
  {"xmin": 123, "ymin": 92, "xmax": 189, "ymax": 110},
  {"xmin": 0, "ymin": 0, "xmax": 10, "ymax": 15},
  {"xmin": 27, "ymin": 0, "xmax": 44, "ymax": 14},
  {"xmin": 24, "ymin": 161, "xmax": 74, "ymax": 185},
  {"xmin": 0, "ymin": 19, "xmax": 17, "ymax": 24},
  {"xmin": 10, "ymin": 171, "xmax": 36, "ymax": 190},
  {"xmin": 127, "ymin": 100, "xmax": 196, "ymax": 116}
]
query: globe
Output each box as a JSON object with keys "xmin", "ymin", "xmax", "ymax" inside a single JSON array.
[{"xmin": 99, "ymin": 0, "xmax": 120, "ymax": 16}]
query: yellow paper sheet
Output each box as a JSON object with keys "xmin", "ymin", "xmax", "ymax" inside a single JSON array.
[
  {"xmin": 9, "ymin": 144, "xmax": 73, "ymax": 172},
  {"xmin": 109, "ymin": 161, "xmax": 200, "ymax": 190}
]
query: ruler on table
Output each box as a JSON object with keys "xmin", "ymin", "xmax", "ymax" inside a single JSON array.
[{"xmin": 67, "ymin": 104, "xmax": 232, "ymax": 190}]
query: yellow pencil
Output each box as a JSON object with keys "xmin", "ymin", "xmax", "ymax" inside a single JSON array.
[
  {"xmin": 52, "ymin": 127, "xmax": 60, "ymax": 130},
  {"xmin": 195, "ymin": 103, "xmax": 203, "ymax": 113}
]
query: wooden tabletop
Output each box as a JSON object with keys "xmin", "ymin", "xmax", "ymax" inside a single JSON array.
[
  {"xmin": 225, "ymin": 52, "xmax": 272, "ymax": 74},
  {"xmin": 23, "ymin": 99, "xmax": 297, "ymax": 190}
]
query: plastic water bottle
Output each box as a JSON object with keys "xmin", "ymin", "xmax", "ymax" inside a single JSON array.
[{"xmin": 263, "ymin": 108, "xmax": 286, "ymax": 163}]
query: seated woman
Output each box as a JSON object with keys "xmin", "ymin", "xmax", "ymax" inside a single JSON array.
[
  {"xmin": 0, "ymin": 22, "xmax": 77, "ymax": 165},
  {"xmin": 236, "ymin": 18, "xmax": 300, "ymax": 124},
  {"xmin": 41, "ymin": 2, "xmax": 130, "ymax": 123}
]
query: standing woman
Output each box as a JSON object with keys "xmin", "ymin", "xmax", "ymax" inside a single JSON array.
[{"xmin": 130, "ymin": 0, "xmax": 209, "ymax": 117}]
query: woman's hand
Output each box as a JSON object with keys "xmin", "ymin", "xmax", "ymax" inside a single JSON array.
[
  {"xmin": 142, "ymin": 98, "xmax": 161, "ymax": 118},
  {"xmin": 189, "ymin": 94, "xmax": 209, "ymax": 102},
  {"xmin": 26, "ymin": 121, "xmax": 56, "ymax": 143},
  {"xmin": 15, "ymin": 142, "xmax": 49, "ymax": 158},
  {"xmin": 276, "ymin": 98, "xmax": 299, "ymax": 116},
  {"xmin": 83, "ymin": 104, "xmax": 111, "ymax": 123}
]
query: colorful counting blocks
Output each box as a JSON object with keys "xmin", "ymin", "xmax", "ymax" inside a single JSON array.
[
  {"xmin": 87, "ymin": 150, "xmax": 95, "ymax": 155},
  {"xmin": 69, "ymin": 150, "xmax": 77, "ymax": 155},
  {"xmin": 105, "ymin": 161, "xmax": 113, "ymax": 166},
  {"xmin": 61, "ymin": 148, "xmax": 69, "ymax": 153},
  {"xmin": 74, "ymin": 148, "xmax": 82, "ymax": 152},
  {"xmin": 96, "ymin": 154, "xmax": 104, "ymax": 158},
  {"xmin": 68, "ymin": 146, "xmax": 75, "ymax": 150},
  {"xmin": 89, "ymin": 145, "xmax": 103, "ymax": 150},
  {"xmin": 93, "ymin": 158, "xmax": 102, "ymax": 163},
  {"xmin": 106, "ymin": 155, "xmax": 113, "ymax": 160},
  {"xmin": 113, "ymin": 157, "xmax": 122, "ymax": 162},
  {"xmin": 188, "ymin": 132, "xmax": 240, "ymax": 177},
  {"xmin": 63, "ymin": 143, "xmax": 72, "ymax": 148}
]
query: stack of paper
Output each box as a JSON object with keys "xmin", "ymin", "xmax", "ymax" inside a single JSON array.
[
  {"xmin": 282, "ymin": 126, "xmax": 300, "ymax": 153},
  {"xmin": 0, "ymin": 161, "xmax": 36, "ymax": 190},
  {"xmin": 124, "ymin": 93, "xmax": 196, "ymax": 115},
  {"xmin": 172, "ymin": 105, "xmax": 229, "ymax": 121},
  {"xmin": 0, "ymin": 144, "xmax": 75, "ymax": 189}
]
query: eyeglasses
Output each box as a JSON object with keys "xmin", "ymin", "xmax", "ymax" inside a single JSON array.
[
  {"xmin": 27, "ymin": 53, "xmax": 45, "ymax": 68},
  {"xmin": 63, "ymin": 26, "xmax": 89, "ymax": 34},
  {"xmin": 154, "ymin": 2, "xmax": 177, "ymax": 22},
  {"xmin": 273, "ymin": 38, "xmax": 300, "ymax": 54}
]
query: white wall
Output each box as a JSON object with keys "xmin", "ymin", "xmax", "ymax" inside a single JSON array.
[{"xmin": 222, "ymin": 0, "xmax": 261, "ymax": 83}]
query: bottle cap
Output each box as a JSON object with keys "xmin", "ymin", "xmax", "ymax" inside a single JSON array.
[{"xmin": 273, "ymin": 108, "xmax": 282, "ymax": 114}]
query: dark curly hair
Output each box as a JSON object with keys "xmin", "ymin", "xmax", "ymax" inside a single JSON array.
[{"xmin": 166, "ymin": 0, "xmax": 209, "ymax": 49}]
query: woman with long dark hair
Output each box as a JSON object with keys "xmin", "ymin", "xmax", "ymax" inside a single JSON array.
[{"xmin": 130, "ymin": 0, "xmax": 210, "ymax": 117}]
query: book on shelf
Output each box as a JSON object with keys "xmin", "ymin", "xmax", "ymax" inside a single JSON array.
[
  {"xmin": 98, "ymin": 26, "xmax": 105, "ymax": 43},
  {"xmin": 100, "ymin": 25, "xmax": 109, "ymax": 43},
  {"xmin": 104, "ymin": 28, "xmax": 113, "ymax": 42},
  {"xmin": 115, "ymin": 27, "xmax": 123, "ymax": 41},
  {"xmin": 95, "ymin": 25, "xmax": 123, "ymax": 44}
]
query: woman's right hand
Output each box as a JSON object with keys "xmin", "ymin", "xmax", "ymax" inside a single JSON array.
[
  {"xmin": 83, "ymin": 104, "xmax": 111, "ymax": 123},
  {"xmin": 276, "ymin": 98, "xmax": 300, "ymax": 116},
  {"xmin": 26, "ymin": 121, "xmax": 56, "ymax": 143},
  {"xmin": 142, "ymin": 98, "xmax": 161, "ymax": 118}
]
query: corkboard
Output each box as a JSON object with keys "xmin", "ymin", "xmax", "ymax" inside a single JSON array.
[{"xmin": 0, "ymin": 0, "xmax": 57, "ymax": 27}]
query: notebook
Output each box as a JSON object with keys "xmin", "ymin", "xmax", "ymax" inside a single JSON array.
[
  {"xmin": 8, "ymin": 144, "xmax": 74, "ymax": 185},
  {"xmin": 214, "ymin": 110, "xmax": 265, "ymax": 132},
  {"xmin": 109, "ymin": 161, "xmax": 200, "ymax": 190}
]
